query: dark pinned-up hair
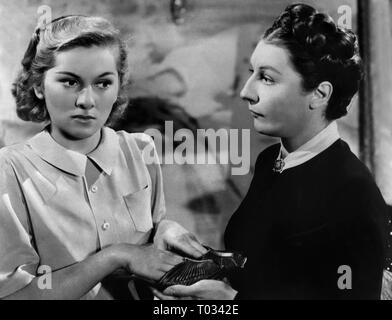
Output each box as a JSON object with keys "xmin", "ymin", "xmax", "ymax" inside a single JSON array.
[
  {"xmin": 263, "ymin": 3, "xmax": 363, "ymax": 120},
  {"xmin": 12, "ymin": 15, "xmax": 129, "ymax": 125}
]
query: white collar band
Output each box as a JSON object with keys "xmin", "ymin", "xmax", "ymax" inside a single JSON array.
[{"xmin": 273, "ymin": 121, "xmax": 340, "ymax": 173}]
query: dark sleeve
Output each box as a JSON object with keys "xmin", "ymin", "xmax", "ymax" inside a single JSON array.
[{"xmin": 329, "ymin": 175, "xmax": 388, "ymax": 300}]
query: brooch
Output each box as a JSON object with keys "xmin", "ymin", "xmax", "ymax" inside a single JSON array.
[{"xmin": 273, "ymin": 159, "xmax": 285, "ymax": 173}]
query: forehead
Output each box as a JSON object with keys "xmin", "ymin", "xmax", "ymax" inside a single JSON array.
[
  {"xmin": 52, "ymin": 46, "xmax": 118, "ymax": 76},
  {"xmin": 250, "ymin": 41, "xmax": 292, "ymax": 71}
]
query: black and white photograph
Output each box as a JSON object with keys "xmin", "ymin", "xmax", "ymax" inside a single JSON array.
[{"xmin": 0, "ymin": 0, "xmax": 391, "ymax": 306}]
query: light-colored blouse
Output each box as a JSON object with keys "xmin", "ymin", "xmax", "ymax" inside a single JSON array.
[{"xmin": 0, "ymin": 127, "xmax": 165, "ymax": 299}]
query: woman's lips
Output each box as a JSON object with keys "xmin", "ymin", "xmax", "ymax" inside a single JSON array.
[
  {"xmin": 71, "ymin": 115, "xmax": 96, "ymax": 120},
  {"xmin": 249, "ymin": 110, "xmax": 264, "ymax": 118},
  {"xmin": 71, "ymin": 115, "xmax": 96, "ymax": 123}
]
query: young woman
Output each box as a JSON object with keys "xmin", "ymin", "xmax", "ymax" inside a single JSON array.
[
  {"xmin": 154, "ymin": 3, "xmax": 388, "ymax": 300},
  {"xmin": 0, "ymin": 15, "xmax": 206, "ymax": 299}
]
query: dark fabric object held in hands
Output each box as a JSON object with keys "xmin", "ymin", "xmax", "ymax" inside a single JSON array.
[{"xmin": 156, "ymin": 247, "xmax": 247, "ymax": 291}]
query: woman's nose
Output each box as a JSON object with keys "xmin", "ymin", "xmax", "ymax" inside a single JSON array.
[
  {"xmin": 76, "ymin": 86, "xmax": 95, "ymax": 109},
  {"xmin": 240, "ymin": 78, "xmax": 259, "ymax": 105}
]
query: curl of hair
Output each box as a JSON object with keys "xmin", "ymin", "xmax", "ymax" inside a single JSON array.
[
  {"xmin": 12, "ymin": 15, "xmax": 129, "ymax": 125},
  {"xmin": 263, "ymin": 3, "xmax": 363, "ymax": 120}
]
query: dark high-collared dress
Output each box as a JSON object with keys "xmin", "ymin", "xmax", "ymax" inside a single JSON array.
[{"xmin": 225, "ymin": 140, "xmax": 388, "ymax": 299}]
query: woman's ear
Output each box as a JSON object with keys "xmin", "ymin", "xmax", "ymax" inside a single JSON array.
[
  {"xmin": 309, "ymin": 81, "xmax": 333, "ymax": 110},
  {"xmin": 33, "ymin": 85, "xmax": 44, "ymax": 100}
]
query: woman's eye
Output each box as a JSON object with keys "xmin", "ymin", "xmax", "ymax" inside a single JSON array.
[
  {"xmin": 248, "ymin": 69, "xmax": 274, "ymax": 85},
  {"xmin": 95, "ymin": 81, "xmax": 112, "ymax": 89},
  {"xmin": 259, "ymin": 74, "xmax": 274, "ymax": 85},
  {"xmin": 60, "ymin": 79, "xmax": 78, "ymax": 88}
]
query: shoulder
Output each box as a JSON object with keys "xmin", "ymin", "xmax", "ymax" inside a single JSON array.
[
  {"xmin": 333, "ymin": 140, "xmax": 370, "ymax": 174},
  {"xmin": 329, "ymin": 140, "xmax": 379, "ymax": 193},
  {"xmin": 326, "ymin": 140, "xmax": 387, "ymax": 221},
  {"xmin": 0, "ymin": 144, "xmax": 29, "ymax": 194},
  {"xmin": 113, "ymin": 129, "xmax": 160, "ymax": 166},
  {"xmin": 115, "ymin": 130, "xmax": 155, "ymax": 152},
  {"xmin": 0, "ymin": 142, "xmax": 28, "ymax": 169}
]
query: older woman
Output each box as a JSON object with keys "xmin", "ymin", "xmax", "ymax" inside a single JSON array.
[{"xmin": 154, "ymin": 3, "xmax": 388, "ymax": 300}]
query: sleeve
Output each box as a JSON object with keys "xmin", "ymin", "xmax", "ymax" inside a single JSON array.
[
  {"xmin": 0, "ymin": 155, "xmax": 39, "ymax": 298},
  {"xmin": 329, "ymin": 174, "xmax": 388, "ymax": 300}
]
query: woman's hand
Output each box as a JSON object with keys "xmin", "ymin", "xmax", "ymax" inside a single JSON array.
[
  {"xmin": 154, "ymin": 219, "xmax": 207, "ymax": 258},
  {"xmin": 152, "ymin": 279, "xmax": 238, "ymax": 300},
  {"xmin": 114, "ymin": 243, "xmax": 183, "ymax": 281}
]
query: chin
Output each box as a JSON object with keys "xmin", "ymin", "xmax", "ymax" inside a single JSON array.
[
  {"xmin": 253, "ymin": 120, "xmax": 281, "ymax": 137},
  {"xmin": 65, "ymin": 127, "xmax": 100, "ymax": 141}
]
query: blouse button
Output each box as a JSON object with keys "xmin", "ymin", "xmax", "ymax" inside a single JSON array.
[
  {"xmin": 91, "ymin": 185, "xmax": 98, "ymax": 193},
  {"xmin": 102, "ymin": 222, "xmax": 110, "ymax": 231}
]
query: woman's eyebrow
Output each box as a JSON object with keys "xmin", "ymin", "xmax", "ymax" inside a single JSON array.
[
  {"xmin": 96, "ymin": 72, "xmax": 116, "ymax": 78},
  {"xmin": 258, "ymin": 65, "xmax": 282, "ymax": 75},
  {"xmin": 55, "ymin": 71, "xmax": 116, "ymax": 78},
  {"xmin": 55, "ymin": 71, "xmax": 80, "ymax": 78}
]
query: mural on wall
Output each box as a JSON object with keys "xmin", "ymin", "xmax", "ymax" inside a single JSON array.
[{"xmin": 0, "ymin": 0, "xmax": 359, "ymax": 248}]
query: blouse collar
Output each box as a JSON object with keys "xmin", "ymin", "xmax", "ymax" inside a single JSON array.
[
  {"xmin": 273, "ymin": 121, "xmax": 340, "ymax": 173},
  {"xmin": 27, "ymin": 127, "xmax": 119, "ymax": 176}
]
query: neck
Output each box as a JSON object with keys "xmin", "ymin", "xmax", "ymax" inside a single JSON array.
[
  {"xmin": 49, "ymin": 128, "xmax": 102, "ymax": 155},
  {"xmin": 281, "ymin": 120, "xmax": 330, "ymax": 153}
]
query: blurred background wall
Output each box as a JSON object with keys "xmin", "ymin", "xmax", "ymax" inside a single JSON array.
[{"xmin": 0, "ymin": 0, "xmax": 390, "ymax": 249}]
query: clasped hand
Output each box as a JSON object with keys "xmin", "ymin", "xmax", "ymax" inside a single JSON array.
[
  {"xmin": 152, "ymin": 220, "xmax": 237, "ymax": 300},
  {"xmin": 152, "ymin": 279, "xmax": 238, "ymax": 300},
  {"xmin": 153, "ymin": 219, "xmax": 207, "ymax": 258},
  {"xmin": 115, "ymin": 219, "xmax": 204, "ymax": 281}
]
